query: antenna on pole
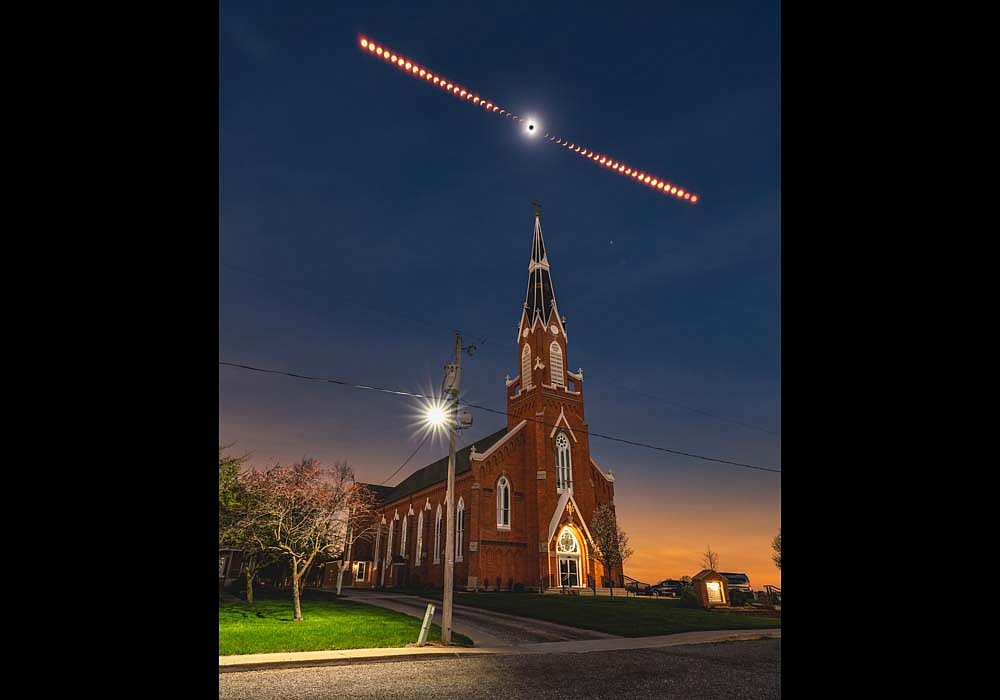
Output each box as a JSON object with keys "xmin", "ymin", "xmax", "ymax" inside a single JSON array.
[{"xmin": 531, "ymin": 200, "xmax": 542, "ymax": 216}]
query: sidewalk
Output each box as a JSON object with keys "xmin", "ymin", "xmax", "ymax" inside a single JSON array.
[{"xmin": 219, "ymin": 628, "xmax": 780, "ymax": 672}]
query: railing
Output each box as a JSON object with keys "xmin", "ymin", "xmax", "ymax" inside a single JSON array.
[
  {"xmin": 623, "ymin": 574, "xmax": 652, "ymax": 597},
  {"xmin": 762, "ymin": 585, "xmax": 781, "ymax": 607}
]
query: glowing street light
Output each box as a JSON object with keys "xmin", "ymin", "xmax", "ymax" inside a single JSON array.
[{"xmin": 425, "ymin": 405, "xmax": 447, "ymax": 427}]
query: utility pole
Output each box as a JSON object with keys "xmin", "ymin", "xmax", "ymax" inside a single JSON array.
[{"xmin": 441, "ymin": 331, "xmax": 461, "ymax": 644}]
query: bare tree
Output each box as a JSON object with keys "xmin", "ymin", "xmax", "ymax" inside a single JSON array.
[
  {"xmin": 701, "ymin": 545, "xmax": 720, "ymax": 571},
  {"xmin": 242, "ymin": 458, "xmax": 375, "ymax": 621},
  {"xmin": 772, "ymin": 529, "xmax": 781, "ymax": 570},
  {"xmin": 334, "ymin": 488, "xmax": 378, "ymax": 595},
  {"xmin": 590, "ymin": 503, "xmax": 634, "ymax": 598}
]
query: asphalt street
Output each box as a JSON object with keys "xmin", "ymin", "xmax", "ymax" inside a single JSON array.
[{"xmin": 219, "ymin": 638, "xmax": 781, "ymax": 700}]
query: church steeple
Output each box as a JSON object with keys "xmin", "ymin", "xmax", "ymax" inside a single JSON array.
[
  {"xmin": 523, "ymin": 206, "xmax": 560, "ymax": 328},
  {"xmin": 508, "ymin": 204, "xmax": 584, "ymax": 426}
]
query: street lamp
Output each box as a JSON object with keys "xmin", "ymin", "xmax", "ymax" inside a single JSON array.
[
  {"xmin": 425, "ymin": 405, "xmax": 447, "ymax": 428},
  {"xmin": 422, "ymin": 332, "xmax": 476, "ymax": 645}
]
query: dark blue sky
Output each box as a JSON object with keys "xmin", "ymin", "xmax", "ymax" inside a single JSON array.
[{"xmin": 220, "ymin": 1, "xmax": 780, "ymax": 583}]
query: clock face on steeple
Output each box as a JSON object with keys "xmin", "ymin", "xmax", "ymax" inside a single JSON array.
[{"xmin": 550, "ymin": 325, "xmax": 559, "ymax": 335}]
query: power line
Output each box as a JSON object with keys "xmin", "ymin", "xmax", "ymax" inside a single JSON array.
[
  {"xmin": 220, "ymin": 360, "xmax": 780, "ymax": 474},
  {"xmin": 224, "ymin": 260, "xmax": 776, "ymax": 438},
  {"xmin": 611, "ymin": 384, "xmax": 779, "ymax": 436},
  {"xmin": 459, "ymin": 399, "xmax": 780, "ymax": 473},
  {"xmin": 381, "ymin": 433, "xmax": 431, "ymax": 485}
]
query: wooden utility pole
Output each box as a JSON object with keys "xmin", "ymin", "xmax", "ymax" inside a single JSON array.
[{"xmin": 441, "ymin": 332, "xmax": 462, "ymax": 644}]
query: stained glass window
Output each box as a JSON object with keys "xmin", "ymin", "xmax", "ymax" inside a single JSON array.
[{"xmin": 557, "ymin": 528, "xmax": 579, "ymax": 554}]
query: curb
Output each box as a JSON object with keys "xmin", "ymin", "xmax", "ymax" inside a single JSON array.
[
  {"xmin": 219, "ymin": 629, "xmax": 780, "ymax": 672},
  {"xmin": 219, "ymin": 647, "xmax": 515, "ymax": 673}
]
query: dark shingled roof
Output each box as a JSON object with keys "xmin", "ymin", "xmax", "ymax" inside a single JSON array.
[
  {"xmin": 380, "ymin": 427, "xmax": 509, "ymax": 505},
  {"xmin": 358, "ymin": 483, "xmax": 396, "ymax": 506}
]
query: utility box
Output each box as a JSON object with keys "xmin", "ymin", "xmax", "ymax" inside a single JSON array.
[{"xmin": 692, "ymin": 569, "xmax": 730, "ymax": 608}]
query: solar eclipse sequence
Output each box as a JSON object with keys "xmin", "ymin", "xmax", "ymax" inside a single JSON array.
[{"xmin": 359, "ymin": 36, "xmax": 698, "ymax": 204}]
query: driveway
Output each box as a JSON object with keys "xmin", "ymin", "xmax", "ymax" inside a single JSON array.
[{"xmin": 320, "ymin": 588, "xmax": 616, "ymax": 647}]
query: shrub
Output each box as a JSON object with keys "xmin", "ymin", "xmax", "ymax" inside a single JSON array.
[
  {"xmin": 513, "ymin": 582, "xmax": 525, "ymax": 593},
  {"xmin": 729, "ymin": 589, "xmax": 752, "ymax": 606},
  {"xmin": 679, "ymin": 586, "xmax": 701, "ymax": 609}
]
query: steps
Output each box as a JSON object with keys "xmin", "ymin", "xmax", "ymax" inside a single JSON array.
[{"xmin": 545, "ymin": 587, "xmax": 629, "ymax": 596}]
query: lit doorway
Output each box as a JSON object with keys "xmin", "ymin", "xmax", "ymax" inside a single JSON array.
[{"xmin": 556, "ymin": 528, "xmax": 582, "ymax": 587}]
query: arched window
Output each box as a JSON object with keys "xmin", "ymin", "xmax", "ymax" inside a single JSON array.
[
  {"xmin": 521, "ymin": 343, "xmax": 532, "ymax": 387},
  {"xmin": 456, "ymin": 497, "xmax": 465, "ymax": 562},
  {"xmin": 549, "ymin": 341, "xmax": 564, "ymax": 387},
  {"xmin": 556, "ymin": 432, "xmax": 572, "ymax": 491},
  {"xmin": 373, "ymin": 522, "xmax": 382, "ymax": 570},
  {"xmin": 556, "ymin": 527, "xmax": 580, "ymax": 554},
  {"xmin": 434, "ymin": 504, "xmax": 442, "ymax": 564},
  {"xmin": 497, "ymin": 477, "xmax": 511, "ymax": 529},
  {"xmin": 400, "ymin": 515, "xmax": 408, "ymax": 556},
  {"xmin": 416, "ymin": 511, "xmax": 424, "ymax": 563},
  {"xmin": 386, "ymin": 519, "xmax": 395, "ymax": 565}
]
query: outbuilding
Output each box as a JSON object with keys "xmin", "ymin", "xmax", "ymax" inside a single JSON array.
[{"xmin": 692, "ymin": 569, "xmax": 730, "ymax": 608}]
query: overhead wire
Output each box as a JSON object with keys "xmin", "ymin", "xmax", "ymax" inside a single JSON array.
[{"xmin": 219, "ymin": 360, "xmax": 780, "ymax": 474}]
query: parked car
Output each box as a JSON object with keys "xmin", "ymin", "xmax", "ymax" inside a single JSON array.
[
  {"xmin": 649, "ymin": 579, "xmax": 686, "ymax": 597},
  {"xmin": 719, "ymin": 572, "xmax": 752, "ymax": 593},
  {"xmin": 625, "ymin": 582, "xmax": 653, "ymax": 596}
]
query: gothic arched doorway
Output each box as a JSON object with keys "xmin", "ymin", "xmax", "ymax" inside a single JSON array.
[{"xmin": 556, "ymin": 527, "xmax": 582, "ymax": 587}]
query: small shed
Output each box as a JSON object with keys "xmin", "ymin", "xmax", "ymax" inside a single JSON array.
[{"xmin": 692, "ymin": 569, "xmax": 730, "ymax": 608}]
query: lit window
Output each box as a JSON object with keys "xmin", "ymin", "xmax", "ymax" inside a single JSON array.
[
  {"xmin": 416, "ymin": 511, "xmax": 424, "ymax": 563},
  {"xmin": 456, "ymin": 497, "xmax": 465, "ymax": 562},
  {"xmin": 400, "ymin": 515, "xmax": 408, "ymax": 556},
  {"xmin": 549, "ymin": 341, "xmax": 564, "ymax": 387},
  {"xmin": 497, "ymin": 477, "xmax": 511, "ymax": 528},
  {"xmin": 434, "ymin": 504, "xmax": 442, "ymax": 564},
  {"xmin": 385, "ymin": 520, "xmax": 394, "ymax": 565},
  {"xmin": 356, "ymin": 561, "xmax": 367, "ymax": 582},
  {"xmin": 707, "ymin": 580, "xmax": 723, "ymax": 603},
  {"xmin": 556, "ymin": 528, "xmax": 579, "ymax": 554},
  {"xmin": 556, "ymin": 433, "xmax": 572, "ymax": 490}
]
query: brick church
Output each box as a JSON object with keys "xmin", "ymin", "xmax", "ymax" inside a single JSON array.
[{"xmin": 329, "ymin": 209, "xmax": 624, "ymax": 593}]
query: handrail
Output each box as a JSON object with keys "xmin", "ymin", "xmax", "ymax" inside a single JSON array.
[{"xmin": 623, "ymin": 574, "xmax": 652, "ymax": 597}]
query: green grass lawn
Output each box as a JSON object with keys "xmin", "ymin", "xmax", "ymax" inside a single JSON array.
[
  {"xmin": 401, "ymin": 590, "xmax": 780, "ymax": 637},
  {"xmin": 219, "ymin": 589, "xmax": 472, "ymax": 655}
]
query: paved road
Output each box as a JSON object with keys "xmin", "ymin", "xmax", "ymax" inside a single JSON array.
[
  {"xmin": 328, "ymin": 589, "xmax": 614, "ymax": 647},
  {"xmin": 219, "ymin": 638, "xmax": 781, "ymax": 699}
]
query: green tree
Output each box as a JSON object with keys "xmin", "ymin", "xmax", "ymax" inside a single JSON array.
[
  {"xmin": 219, "ymin": 446, "xmax": 275, "ymax": 605},
  {"xmin": 590, "ymin": 503, "xmax": 634, "ymax": 598}
]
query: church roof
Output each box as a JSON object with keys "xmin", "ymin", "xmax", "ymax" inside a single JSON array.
[
  {"xmin": 380, "ymin": 427, "xmax": 509, "ymax": 505},
  {"xmin": 524, "ymin": 212, "xmax": 558, "ymax": 325},
  {"xmin": 357, "ymin": 483, "xmax": 395, "ymax": 505}
]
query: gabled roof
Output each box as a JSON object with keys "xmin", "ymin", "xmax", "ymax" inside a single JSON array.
[
  {"xmin": 692, "ymin": 569, "xmax": 725, "ymax": 581},
  {"xmin": 380, "ymin": 427, "xmax": 509, "ymax": 505}
]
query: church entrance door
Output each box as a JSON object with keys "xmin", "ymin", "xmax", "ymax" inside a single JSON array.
[
  {"xmin": 556, "ymin": 527, "xmax": 583, "ymax": 587},
  {"xmin": 558, "ymin": 556, "xmax": 580, "ymax": 587}
]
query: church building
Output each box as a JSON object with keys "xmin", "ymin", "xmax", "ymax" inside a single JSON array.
[{"xmin": 334, "ymin": 209, "xmax": 624, "ymax": 593}]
